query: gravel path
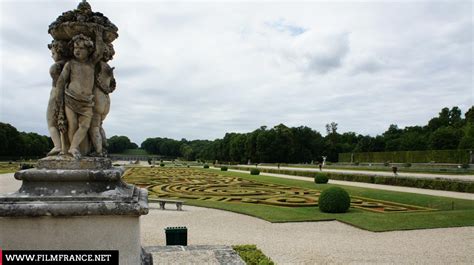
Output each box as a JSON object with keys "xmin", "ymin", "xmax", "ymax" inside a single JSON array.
[
  {"xmin": 236, "ymin": 165, "xmax": 474, "ymax": 182},
  {"xmin": 0, "ymin": 173, "xmax": 20, "ymax": 194},
  {"xmin": 142, "ymin": 204, "xmax": 474, "ymax": 264}
]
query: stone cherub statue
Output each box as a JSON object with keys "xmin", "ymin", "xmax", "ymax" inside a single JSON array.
[
  {"xmin": 47, "ymin": 0, "xmax": 118, "ymax": 159},
  {"xmin": 46, "ymin": 40, "xmax": 69, "ymax": 156},
  {"xmin": 89, "ymin": 43, "xmax": 116, "ymax": 156},
  {"xmin": 56, "ymin": 29, "xmax": 104, "ymax": 159}
]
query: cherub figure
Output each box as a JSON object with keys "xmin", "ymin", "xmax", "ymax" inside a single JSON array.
[
  {"xmin": 56, "ymin": 27, "xmax": 104, "ymax": 159},
  {"xmin": 89, "ymin": 43, "xmax": 116, "ymax": 156},
  {"xmin": 46, "ymin": 40, "xmax": 69, "ymax": 156}
]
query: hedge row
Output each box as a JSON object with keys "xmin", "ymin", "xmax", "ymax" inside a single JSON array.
[
  {"xmin": 227, "ymin": 166, "xmax": 474, "ymax": 193},
  {"xmin": 233, "ymin": 245, "xmax": 274, "ymax": 265},
  {"xmin": 339, "ymin": 149, "xmax": 472, "ymax": 164}
]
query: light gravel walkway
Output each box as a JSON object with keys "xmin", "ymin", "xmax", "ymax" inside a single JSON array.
[
  {"xmin": 142, "ymin": 204, "xmax": 474, "ymax": 265},
  {"xmin": 236, "ymin": 165, "xmax": 474, "ymax": 182},
  {"xmin": 216, "ymin": 168, "xmax": 474, "ymax": 200},
  {"xmin": 0, "ymin": 173, "xmax": 20, "ymax": 194}
]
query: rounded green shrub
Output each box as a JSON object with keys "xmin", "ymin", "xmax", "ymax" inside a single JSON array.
[
  {"xmin": 203, "ymin": 164, "xmax": 209, "ymax": 169},
  {"xmin": 250, "ymin": 169, "xmax": 260, "ymax": 175},
  {"xmin": 160, "ymin": 163, "xmax": 165, "ymax": 167},
  {"xmin": 314, "ymin": 173, "xmax": 329, "ymax": 184},
  {"xmin": 318, "ymin": 187, "xmax": 350, "ymax": 213},
  {"xmin": 221, "ymin": 166, "xmax": 228, "ymax": 171}
]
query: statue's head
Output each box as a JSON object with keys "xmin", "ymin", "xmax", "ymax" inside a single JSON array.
[
  {"xmin": 48, "ymin": 40, "xmax": 69, "ymax": 62},
  {"xmin": 103, "ymin": 43, "xmax": 115, "ymax": 62},
  {"xmin": 70, "ymin": 34, "xmax": 94, "ymax": 61}
]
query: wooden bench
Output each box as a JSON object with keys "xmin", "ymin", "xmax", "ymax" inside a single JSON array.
[{"xmin": 149, "ymin": 199, "xmax": 184, "ymax": 211}]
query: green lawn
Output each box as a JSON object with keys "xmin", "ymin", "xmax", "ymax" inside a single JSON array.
[
  {"xmin": 0, "ymin": 162, "xmax": 22, "ymax": 174},
  {"xmin": 124, "ymin": 167, "xmax": 474, "ymax": 232}
]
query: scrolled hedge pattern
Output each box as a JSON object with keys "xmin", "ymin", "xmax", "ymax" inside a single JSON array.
[{"xmin": 123, "ymin": 167, "xmax": 432, "ymax": 212}]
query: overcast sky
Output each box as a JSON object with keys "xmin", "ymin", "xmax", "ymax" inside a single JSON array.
[{"xmin": 1, "ymin": 0, "xmax": 472, "ymax": 144}]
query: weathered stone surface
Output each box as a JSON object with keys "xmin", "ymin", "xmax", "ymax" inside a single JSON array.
[
  {"xmin": 141, "ymin": 248, "xmax": 153, "ymax": 265},
  {"xmin": 49, "ymin": 2, "xmax": 118, "ymax": 43},
  {"xmin": 37, "ymin": 156, "xmax": 112, "ymax": 170},
  {"xmin": 145, "ymin": 245, "xmax": 245, "ymax": 265},
  {"xmin": 0, "ymin": 216, "xmax": 142, "ymax": 265},
  {"xmin": 15, "ymin": 168, "xmax": 121, "ymax": 182},
  {"xmin": 0, "ymin": 167, "xmax": 148, "ymax": 217}
]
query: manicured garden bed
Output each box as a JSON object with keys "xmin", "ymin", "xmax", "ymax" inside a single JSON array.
[{"xmin": 123, "ymin": 167, "xmax": 474, "ymax": 232}]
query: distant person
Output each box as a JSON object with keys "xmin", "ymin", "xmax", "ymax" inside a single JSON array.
[
  {"xmin": 319, "ymin": 164, "xmax": 322, "ymax": 171},
  {"xmin": 392, "ymin": 166, "xmax": 398, "ymax": 175}
]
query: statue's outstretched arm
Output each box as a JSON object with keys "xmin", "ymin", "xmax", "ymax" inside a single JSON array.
[
  {"xmin": 56, "ymin": 61, "xmax": 71, "ymax": 96},
  {"xmin": 55, "ymin": 61, "xmax": 71, "ymax": 133}
]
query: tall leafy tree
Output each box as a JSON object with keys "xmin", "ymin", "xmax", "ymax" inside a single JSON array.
[
  {"xmin": 429, "ymin": 127, "xmax": 463, "ymax": 150},
  {"xmin": 0, "ymin": 123, "xmax": 22, "ymax": 156},
  {"xmin": 108, "ymin": 135, "xmax": 136, "ymax": 153}
]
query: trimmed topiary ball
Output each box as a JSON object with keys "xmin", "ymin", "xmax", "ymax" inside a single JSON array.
[
  {"xmin": 221, "ymin": 166, "xmax": 228, "ymax": 171},
  {"xmin": 160, "ymin": 163, "xmax": 165, "ymax": 167},
  {"xmin": 203, "ymin": 164, "xmax": 209, "ymax": 169},
  {"xmin": 318, "ymin": 187, "xmax": 350, "ymax": 213},
  {"xmin": 314, "ymin": 173, "xmax": 328, "ymax": 184},
  {"xmin": 250, "ymin": 169, "xmax": 260, "ymax": 175}
]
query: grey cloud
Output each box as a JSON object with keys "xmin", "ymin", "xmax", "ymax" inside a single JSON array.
[
  {"xmin": 351, "ymin": 56, "xmax": 386, "ymax": 75},
  {"xmin": 306, "ymin": 33, "xmax": 350, "ymax": 74}
]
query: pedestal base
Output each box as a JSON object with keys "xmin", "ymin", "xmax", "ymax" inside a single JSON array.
[
  {"xmin": 0, "ymin": 157, "xmax": 151, "ymax": 264},
  {"xmin": 0, "ymin": 215, "xmax": 143, "ymax": 265}
]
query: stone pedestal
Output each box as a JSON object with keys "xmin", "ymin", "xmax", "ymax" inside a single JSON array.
[
  {"xmin": 0, "ymin": 216, "xmax": 142, "ymax": 264},
  {"xmin": 0, "ymin": 156, "xmax": 151, "ymax": 265}
]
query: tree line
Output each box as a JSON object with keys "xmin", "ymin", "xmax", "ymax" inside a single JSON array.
[
  {"xmin": 0, "ymin": 123, "xmax": 138, "ymax": 158},
  {"xmin": 140, "ymin": 106, "xmax": 474, "ymax": 163},
  {"xmin": 1, "ymin": 106, "xmax": 473, "ymax": 162},
  {"xmin": 0, "ymin": 123, "xmax": 52, "ymax": 158}
]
